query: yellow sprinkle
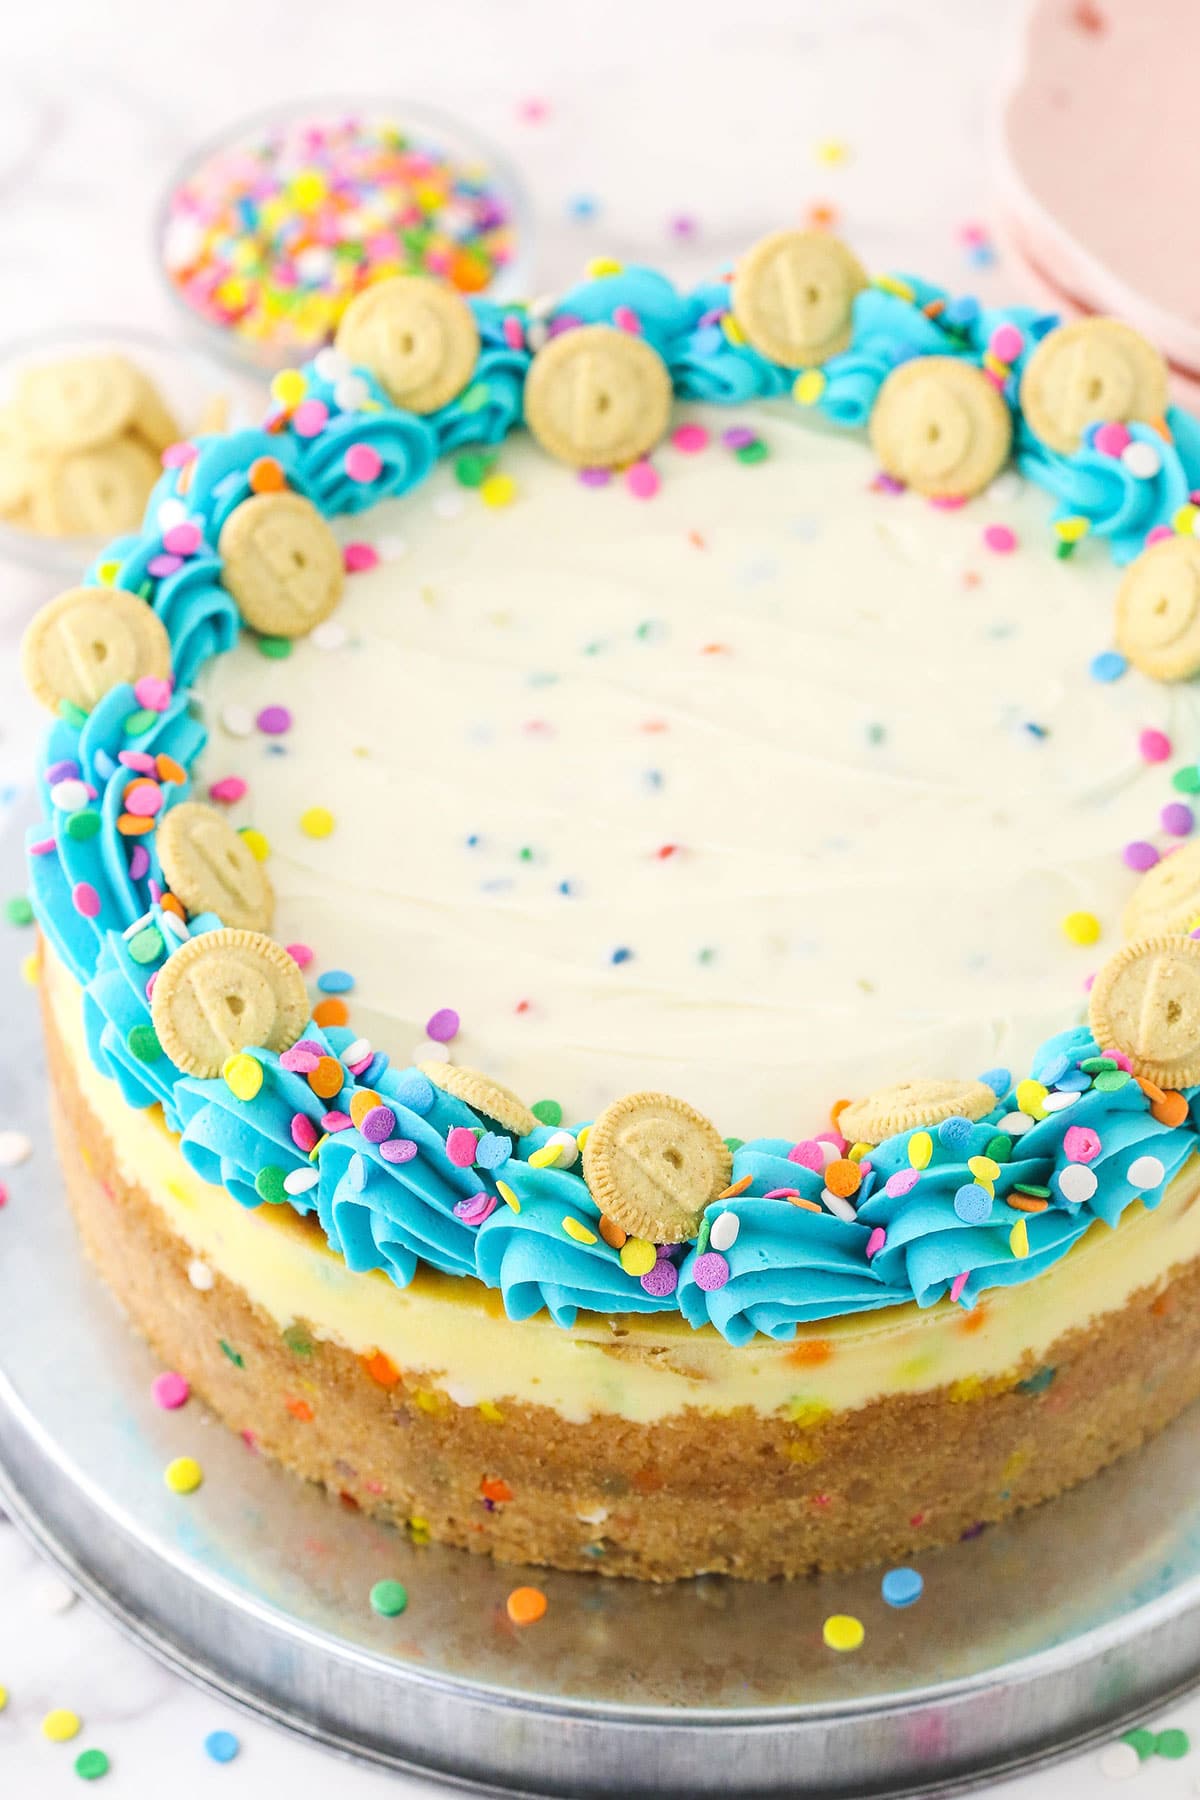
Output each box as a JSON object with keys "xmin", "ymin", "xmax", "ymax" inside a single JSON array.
[
  {"xmin": 299, "ymin": 806, "xmax": 335, "ymax": 839},
  {"xmin": 1015, "ymin": 1078, "xmax": 1049, "ymax": 1120},
  {"xmin": 289, "ymin": 170, "xmax": 327, "ymax": 210},
  {"xmin": 619, "ymin": 1237, "xmax": 657, "ymax": 1277},
  {"xmin": 785, "ymin": 1398, "xmax": 831, "ymax": 1429},
  {"xmin": 222, "ymin": 1052, "xmax": 263, "ymax": 1102},
  {"xmin": 164, "ymin": 1455, "xmax": 203, "ymax": 1495},
  {"xmin": 414, "ymin": 1388, "xmax": 441, "ymax": 1414},
  {"xmin": 585, "ymin": 256, "xmax": 623, "ymax": 278},
  {"xmin": 96, "ymin": 559, "xmax": 121, "ymax": 585},
  {"xmin": 814, "ymin": 138, "xmax": 849, "ymax": 165},
  {"xmin": 563, "ymin": 1216, "xmax": 598, "ymax": 1245},
  {"xmin": 793, "ymin": 368, "xmax": 826, "ymax": 407},
  {"xmin": 1055, "ymin": 515, "xmax": 1090, "ymax": 544},
  {"xmin": 1009, "ymin": 1218, "xmax": 1030, "ymax": 1259},
  {"xmin": 968, "ymin": 1155, "xmax": 1001, "ymax": 1184},
  {"xmin": 478, "ymin": 1400, "xmax": 504, "ymax": 1424},
  {"xmin": 407, "ymin": 1516, "xmax": 431, "ymax": 1545},
  {"xmin": 42, "ymin": 1708, "xmax": 81, "ymax": 1742},
  {"xmin": 497, "ymin": 1180, "xmax": 521, "ymax": 1213},
  {"xmin": 874, "ymin": 274, "xmax": 915, "ymax": 302},
  {"xmin": 908, "ymin": 1131, "xmax": 933, "ymax": 1171},
  {"xmin": 240, "ymin": 827, "xmax": 270, "ymax": 862},
  {"xmin": 847, "ymin": 1140, "xmax": 872, "ymax": 1163},
  {"xmin": 720, "ymin": 313, "xmax": 747, "ymax": 347},
  {"xmin": 528, "ymin": 1143, "xmax": 562, "ymax": 1168},
  {"xmin": 480, "ymin": 472, "xmax": 517, "ymax": 508},
  {"xmin": 949, "ymin": 1375, "xmax": 984, "ymax": 1403},
  {"xmin": 0, "ymin": 1685, "xmax": 6, "ymax": 1711},
  {"xmin": 1173, "ymin": 503, "xmax": 1199, "ymax": 537},
  {"xmin": 1062, "ymin": 909, "xmax": 1101, "ymax": 946},
  {"xmin": 822, "ymin": 1614, "xmax": 864, "ymax": 1652},
  {"xmin": 270, "ymin": 368, "xmax": 307, "ymax": 410},
  {"xmin": 576, "ymin": 1124, "xmax": 590, "ymax": 1150},
  {"xmin": 982, "ymin": 351, "xmax": 1008, "ymax": 379},
  {"xmin": 20, "ymin": 950, "xmax": 40, "ymax": 987}
]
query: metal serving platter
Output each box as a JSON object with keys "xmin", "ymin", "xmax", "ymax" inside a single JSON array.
[{"xmin": 3, "ymin": 812, "xmax": 1200, "ymax": 1796}]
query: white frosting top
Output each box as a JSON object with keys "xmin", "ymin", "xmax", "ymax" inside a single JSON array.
[{"xmin": 192, "ymin": 405, "xmax": 1198, "ymax": 1139}]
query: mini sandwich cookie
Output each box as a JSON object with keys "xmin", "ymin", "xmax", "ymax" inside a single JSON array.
[
  {"xmin": 1123, "ymin": 838, "xmax": 1200, "ymax": 939},
  {"xmin": 21, "ymin": 586, "xmax": 171, "ymax": 713},
  {"xmin": 218, "ymin": 491, "xmax": 344, "ymax": 637},
  {"xmin": 420, "ymin": 1062, "xmax": 538, "ymax": 1138},
  {"xmin": 150, "ymin": 927, "xmax": 309, "ymax": 1078},
  {"xmin": 156, "ymin": 801, "xmax": 274, "ymax": 932},
  {"xmin": 523, "ymin": 325, "xmax": 673, "ymax": 469},
  {"xmin": 1115, "ymin": 536, "xmax": 1200, "ymax": 682},
  {"xmin": 731, "ymin": 228, "xmax": 869, "ymax": 367},
  {"xmin": 1019, "ymin": 317, "xmax": 1169, "ymax": 454},
  {"xmin": 870, "ymin": 357, "xmax": 1012, "ymax": 498},
  {"xmin": 837, "ymin": 1077, "xmax": 997, "ymax": 1146},
  {"xmin": 335, "ymin": 275, "xmax": 480, "ymax": 413},
  {"xmin": 582, "ymin": 1090, "xmax": 732, "ymax": 1244},
  {"xmin": 1089, "ymin": 934, "xmax": 1200, "ymax": 1090}
]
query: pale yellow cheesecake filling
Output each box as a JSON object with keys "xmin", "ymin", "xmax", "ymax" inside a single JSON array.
[{"xmin": 47, "ymin": 944, "xmax": 1200, "ymax": 1425}]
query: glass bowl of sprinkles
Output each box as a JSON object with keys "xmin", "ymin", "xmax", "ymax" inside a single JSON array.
[{"xmin": 155, "ymin": 99, "xmax": 534, "ymax": 374}]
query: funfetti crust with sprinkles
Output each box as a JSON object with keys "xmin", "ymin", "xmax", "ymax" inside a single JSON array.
[{"xmin": 18, "ymin": 234, "xmax": 1200, "ymax": 1583}]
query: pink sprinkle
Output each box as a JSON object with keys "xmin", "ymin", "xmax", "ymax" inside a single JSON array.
[
  {"xmin": 343, "ymin": 541, "xmax": 379, "ymax": 573},
  {"xmin": 1093, "ymin": 421, "xmax": 1132, "ymax": 458},
  {"xmin": 982, "ymin": 524, "xmax": 1017, "ymax": 554},
  {"xmin": 161, "ymin": 441, "xmax": 197, "ymax": 469},
  {"xmin": 291, "ymin": 1114, "xmax": 319, "ymax": 1154},
  {"xmin": 816, "ymin": 1129, "xmax": 847, "ymax": 1156},
  {"xmin": 988, "ymin": 323, "xmax": 1024, "ymax": 365},
  {"xmin": 292, "ymin": 398, "xmax": 330, "ymax": 438},
  {"xmin": 788, "ymin": 1140, "xmax": 825, "ymax": 1172},
  {"xmin": 1163, "ymin": 802, "xmax": 1195, "ymax": 836},
  {"xmin": 453, "ymin": 1191, "xmax": 498, "ymax": 1225},
  {"xmin": 209, "ymin": 776, "xmax": 247, "ymax": 804},
  {"xmin": 0, "ymin": 1180, "xmax": 7, "ymax": 1208},
  {"xmin": 612, "ymin": 304, "xmax": 642, "ymax": 335},
  {"xmin": 1139, "ymin": 727, "xmax": 1172, "ymax": 763},
  {"xmin": 128, "ymin": 845, "xmax": 150, "ymax": 880},
  {"xmin": 152, "ymin": 1371, "xmax": 189, "ymax": 1410},
  {"xmin": 949, "ymin": 1271, "xmax": 970, "ymax": 1305},
  {"xmin": 133, "ymin": 676, "xmax": 172, "ymax": 712},
  {"xmin": 763, "ymin": 1187, "xmax": 801, "ymax": 1200},
  {"xmin": 147, "ymin": 553, "xmax": 183, "ymax": 579},
  {"xmin": 162, "ymin": 520, "xmax": 202, "ymax": 557},
  {"xmin": 320, "ymin": 1111, "xmax": 353, "ymax": 1132},
  {"xmin": 446, "ymin": 1126, "xmax": 478, "ymax": 1168},
  {"xmin": 119, "ymin": 751, "xmax": 157, "ymax": 773},
  {"xmin": 1123, "ymin": 840, "xmax": 1160, "ymax": 871},
  {"xmin": 345, "ymin": 442, "xmax": 383, "ymax": 484},
  {"xmin": 380, "ymin": 1138, "xmax": 418, "ymax": 1164},
  {"xmin": 29, "ymin": 837, "xmax": 56, "ymax": 856},
  {"xmin": 501, "ymin": 315, "xmax": 525, "ymax": 351},
  {"xmin": 866, "ymin": 1226, "xmax": 887, "ymax": 1260},
  {"xmin": 625, "ymin": 460, "xmax": 660, "ymax": 500},
  {"xmin": 280, "ymin": 1045, "xmax": 321, "ymax": 1073},
  {"xmin": 256, "ymin": 705, "xmax": 291, "ymax": 735},
  {"xmin": 1111, "ymin": 1050, "xmax": 1134, "ymax": 1072},
  {"xmin": 124, "ymin": 781, "xmax": 163, "ymax": 818},
  {"xmin": 425, "ymin": 1006, "xmax": 460, "ymax": 1043},
  {"xmin": 885, "ymin": 1168, "xmax": 921, "ymax": 1198},
  {"xmin": 1063, "ymin": 1125, "xmax": 1101, "ymax": 1164},
  {"xmin": 1146, "ymin": 524, "xmax": 1174, "ymax": 547},
  {"xmin": 347, "ymin": 1054, "xmax": 373, "ymax": 1078},
  {"xmin": 287, "ymin": 942, "xmax": 314, "ymax": 969},
  {"xmin": 672, "ymin": 423, "xmax": 710, "ymax": 454},
  {"xmin": 72, "ymin": 882, "xmax": 100, "ymax": 919},
  {"xmin": 929, "ymin": 493, "xmax": 968, "ymax": 510}
]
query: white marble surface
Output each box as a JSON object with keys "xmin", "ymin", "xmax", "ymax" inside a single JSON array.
[{"xmin": 1, "ymin": 0, "xmax": 1199, "ymax": 1792}]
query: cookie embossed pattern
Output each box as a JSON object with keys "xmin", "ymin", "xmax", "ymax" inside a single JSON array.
[{"xmin": 19, "ymin": 229, "xmax": 1200, "ymax": 1581}]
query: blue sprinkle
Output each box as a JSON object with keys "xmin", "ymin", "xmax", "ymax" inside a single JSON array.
[
  {"xmin": 349, "ymin": 1152, "xmax": 367, "ymax": 1192},
  {"xmin": 317, "ymin": 969, "xmax": 354, "ymax": 995},
  {"xmin": 1023, "ymin": 721, "xmax": 1049, "ymax": 740},
  {"xmin": 980, "ymin": 1066, "xmax": 1011, "ymax": 1099},
  {"xmin": 466, "ymin": 833, "xmax": 481, "ymax": 848},
  {"xmin": 937, "ymin": 1116, "xmax": 973, "ymax": 1152},
  {"xmin": 1034, "ymin": 1050, "xmax": 1070, "ymax": 1087},
  {"xmin": 558, "ymin": 879, "xmax": 574, "ymax": 896},
  {"xmin": 953, "ymin": 1182, "xmax": 992, "ymax": 1224},
  {"xmin": 395, "ymin": 1073, "xmax": 434, "ymax": 1115},
  {"xmin": 476, "ymin": 1131, "xmax": 512, "ymax": 1171},
  {"xmin": 1054, "ymin": 1070, "xmax": 1091, "ymax": 1093},
  {"xmin": 966, "ymin": 242, "xmax": 996, "ymax": 268},
  {"xmin": 610, "ymin": 946, "xmax": 633, "ymax": 965},
  {"xmin": 942, "ymin": 294, "xmax": 980, "ymax": 328},
  {"xmin": 1016, "ymin": 1364, "xmax": 1057, "ymax": 1396},
  {"xmin": 693, "ymin": 324, "xmax": 722, "ymax": 355},
  {"xmin": 1090, "ymin": 649, "xmax": 1127, "ymax": 684},
  {"xmin": 567, "ymin": 194, "xmax": 599, "ymax": 221},
  {"xmin": 204, "ymin": 1730, "xmax": 240, "ymax": 1763},
  {"xmin": 93, "ymin": 749, "xmax": 116, "ymax": 779},
  {"xmin": 644, "ymin": 769, "xmax": 664, "ymax": 790},
  {"xmin": 881, "ymin": 1567, "xmax": 924, "ymax": 1608}
]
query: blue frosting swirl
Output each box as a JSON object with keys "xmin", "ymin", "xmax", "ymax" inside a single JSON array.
[{"xmin": 1016, "ymin": 411, "xmax": 1200, "ymax": 564}]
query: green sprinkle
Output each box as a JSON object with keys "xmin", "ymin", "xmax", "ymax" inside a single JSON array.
[
  {"xmin": 282, "ymin": 1324, "xmax": 314, "ymax": 1357},
  {"xmin": 735, "ymin": 439, "xmax": 768, "ymax": 465},
  {"xmin": 1013, "ymin": 1183, "xmax": 1051, "ymax": 1199},
  {"xmin": 1154, "ymin": 1728, "xmax": 1190, "ymax": 1759},
  {"xmin": 454, "ymin": 450, "xmax": 495, "ymax": 488},
  {"xmin": 865, "ymin": 722, "xmax": 887, "ymax": 746},
  {"xmin": 123, "ymin": 708, "xmax": 157, "ymax": 738},
  {"xmin": 1172, "ymin": 765, "xmax": 1200, "ymax": 795},
  {"xmin": 984, "ymin": 1134, "xmax": 1013, "ymax": 1164},
  {"xmin": 531, "ymin": 1099, "xmax": 563, "ymax": 1128},
  {"xmin": 1122, "ymin": 1728, "xmax": 1157, "ymax": 1761},
  {"xmin": 697, "ymin": 946, "xmax": 717, "ymax": 965},
  {"xmin": 723, "ymin": 1137, "xmax": 744, "ymax": 1153},
  {"xmin": 369, "ymin": 1578, "xmax": 408, "ymax": 1617},
  {"xmin": 74, "ymin": 1748, "xmax": 110, "ymax": 1781},
  {"xmin": 58, "ymin": 700, "xmax": 88, "ymax": 728},
  {"xmin": 695, "ymin": 1215, "xmax": 712, "ymax": 1256},
  {"xmin": 127, "ymin": 925, "xmax": 165, "ymax": 966},
  {"xmin": 257, "ymin": 636, "xmax": 293, "ymax": 660},
  {"xmin": 1080, "ymin": 1056, "xmax": 1117, "ymax": 1074},
  {"xmin": 1016, "ymin": 1365, "xmax": 1056, "ymax": 1396},
  {"xmin": 1092, "ymin": 1070, "xmax": 1131, "ymax": 1094},
  {"xmin": 518, "ymin": 846, "xmax": 534, "ymax": 863},
  {"xmin": 127, "ymin": 1024, "xmax": 161, "ymax": 1063},
  {"xmin": 219, "ymin": 1339, "xmax": 245, "ymax": 1369},
  {"xmin": 255, "ymin": 1166, "xmax": 289, "ymax": 1205},
  {"xmin": 458, "ymin": 382, "xmax": 490, "ymax": 415},
  {"xmin": 3, "ymin": 895, "xmax": 33, "ymax": 927},
  {"xmin": 1054, "ymin": 540, "xmax": 1075, "ymax": 561},
  {"xmin": 136, "ymin": 580, "xmax": 154, "ymax": 601},
  {"xmin": 64, "ymin": 810, "xmax": 102, "ymax": 842}
]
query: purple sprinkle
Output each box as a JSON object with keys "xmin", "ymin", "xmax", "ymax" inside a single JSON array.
[
  {"xmin": 640, "ymin": 1258, "xmax": 678, "ymax": 1297},
  {"xmin": 578, "ymin": 467, "xmax": 611, "ymax": 488},
  {"xmin": 1162, "ymin": 802, "xmax": 1195, "ymax": 837},
  {"xmin": 453, "ymin": 1191, "xmax": 498, "ymax": 1225},
  {"xmin": 1123, "ymin": 840, "xmax": 1160, "ymax": 872},
  {"xmin": 147, "ymin": 553, "xmax": 183, "ymax": 579},
  {"xmin": 874, "ymin": 472, "xmax": 906, "ymax": 495},
  {"xmin": 722, "ymin": 426, "xmax": 756, "ymax": 450},
  {"xmin": 46, "ymin": 759, "xmax": 80, "ymax": 784},
  {"xmin": 698, "ymin": 307, "xmax": 724, "ymax": 329},
  {"xmin": 380, "ymin": 1138, "xmax": 418, "ymax": 1164},
  {"xmin": 129, "ymin": 845, "xmax": 151, "ymax": 880},
  {"xmin": 425, "ymin": 1007, "xmax": 460, "ymax": 1044},
  {"xmin": 692, "ymin": 1250, "xmax": 730, "ymax": 1292},
  {"xmin": 885, "ymin": 1168, "xmax": 921, "ymax": 1198},
  {"xmin": 548, "ymin": 311, "xmax": 584, "ymax": 337},
  {"xmin": 360, "ymin": 1104, "xmax": 396, "ymax": 1144},
  {"xmin": 256, "ymin": 705, "xmax": 292, "ymax": 735}
]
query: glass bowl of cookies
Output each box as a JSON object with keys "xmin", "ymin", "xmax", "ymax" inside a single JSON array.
[{"xmin": 0, "ymin": 325, "xmax": 255, "ymax": 581}]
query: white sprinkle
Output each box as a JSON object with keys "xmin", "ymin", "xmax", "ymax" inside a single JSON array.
[
  {"xmin": 1041, "ymin": 1090, "xmax": 1079, "ymax": 1113},
  {"xmin": 415, "ymin": 1038, "xmax": 450, "ymax": 1064},
  {"xmin": 0, "ymin": 1131, "xmax": 32, "ymax": 1168},
  {"xmin": 313, "ymin": 347, "xmax": 350, "ymax": 384},
  {"xmin": 433, "ymin": 492, "xmax": 465, "ymax": 522},
  {"xmin": 1121, "ymin": 440, "xmax": 1162, "ymax": 480},
  {"xmin": 710, "ymin": 1210, "xmax": 740, "ymax": 1252},
  {"xmin": 376, "ymin": 534, "xmax": 407, "ymax": 561},
  {"xmin": 985, "ymin": 471, "xmax": 1023, "ymax": 503},
  {"xmin": 1128, "ymin": 1154, "xmax": 1166, "ymax": 1190},
  {"xmin": 162, "ymin": 911, "xmax": 189, "ymax": 943},
  {"xmin": 817, "ymin": 1138, "xmax": 840, "ymax": 1168},
  {"xmin": 342, "ymin": 1037, "xmax": 371, "ymax": 1067},
  {"xmin": 295, "ymin": 245, "xmax": 334, "ymax": 284},
  {"xmin": 187, "ymin": 1258, "xmax": 214, "ymax": 1291},
  {"xmin": 156, "ymin": 497, "xmax": 188, "ymax": 532},
  {"xmin": 1097, "ymin": 1741, "xmax": 1140, "ymax": 1781},
  {"xmin": 998, "ymin": 1111, "xmax": 1034, "ymax": 1136},
  {"xmin": 333, "ymin": 373, "xmax": 370, "ymax": 413},
  {"xmin": 822, "ymin": 1190, "xmax": 857, "ymax": 1223},
  {"xmin": 545, "ymin": 1129, "xmax": 579, "ymax": 1170},
  {"xmin": 283, "ymin": 1168, "xmax": 320, "ymax": 1196},
  {"xmin": 49, "ymin": 778, "xmax": 89, "ymax": 814},
  {"xmin": 220, "ymin": 705, "xmax": 253, "ymax": 738},
  {"xmin": 311, "ymin": 620, "xmax": 347, "ymax": 652},
  {"xmin": 34, "ymin": 1575, "xmax": 76, "ymax": 1614},
  {"xmin": 527, "ymin": 292, "xmax": 555, "ymax": 320},
  {"xmin": 1059, "ymin": 1162, "xmax": 1098, "ymax": 1205}
]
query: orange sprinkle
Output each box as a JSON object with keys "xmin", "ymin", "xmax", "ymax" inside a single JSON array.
[
  {"xmin": 286, "ymin": 1397, "xmax": 314, "ymax": 1422},
  {"xmin": 922, "ymin": 297, "xmax": 947, "ymax": 319},
  {"xmin": 1151, "ymin": 1090, "xmax": 1189, "ymax": 1128},
  {"xmin": 830, "ymin": 1098, "xmax": 851, "ymax": 1127},
  {"xmin": 156, "ymin": 753, "xmax": 186, "ymax": 785},
  {"xmin": 787, "ymin": 1338, "xmax": 833, "ymax": 1367},
  {"xmin": 718, "ymin": 1173, "xmax": 754, "ymax": 1200},
  {"xmin": 313, "ymin": 996, "xmax": 349, "ymax": 1029},
  {"xmin": 159, "ymin": 893, "xmax": 186, "ymax": 920},
  {"xmin": 480, "ymin": 1476, "xmax": 513, "ymax": 1504},
  {"xmin": 598, "ymin": 1214, "xmax": 627, "ymax": 1249},
  {"xmin": 631, "ymin": 1466, "xmax": 665, "ymax": 1495},
  {"xmin": 700, "ymin": 642, "xmax": 730, "ymax": 655},
  {"xmin": 349, "ymin": 1088, "xmax": 382, "ymax": 1129},
  {"xmin": 824, "ymin": 1158, "xmax": 862, "ymax": 1199},
  {"xmin": 1135, "ymin": 1075, "xmax": 1166, "ymax": 1104},
  {"xmin": 116, "ymin": 813, "xmax": 154, "ymax": 835},
  {"xmin": 804, "ymin": 201, "xmax": 839, "ymax": 230},
  {"xmin": 1151, "ymin": 1291, "xmax": 1175, "ymax": 1318},
  {"xmin": 957, "ymin": 1304, "xmax": 988, "ymax": 1336},
  {"xmin": 506, "ymin": 1586, "xmax": 547, "ymax": 1627},
  {"xmin": 788, "ymin": 1196, "xmax": 823, "ymax": 1214},
  {"xmin": 307, "ymin": 1055, "xmax": 344, "ymax": 1100},
  {"xmin": 687, "ymin": 529, "xmax": 707, "ymax": 550},
  {"xmin": 1007, "ymin": 1195, "xmax": 1049, "ymax": 1213},
  {"xmin": 248, "ymin": 455, "xmax": 286, "ymax": 493},
  {"xmin": 362, "ymin": 1350, "xmax": 401, "ymax": 1387}
]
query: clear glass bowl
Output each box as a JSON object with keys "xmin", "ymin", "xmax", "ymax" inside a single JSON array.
[
  {"xmin": 153, "ymin": 97, "xmax": 536, "ymax": 378},
  {"xmin": 0, "ymin": 325, "xmax": 258, "ymax": 582}
]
